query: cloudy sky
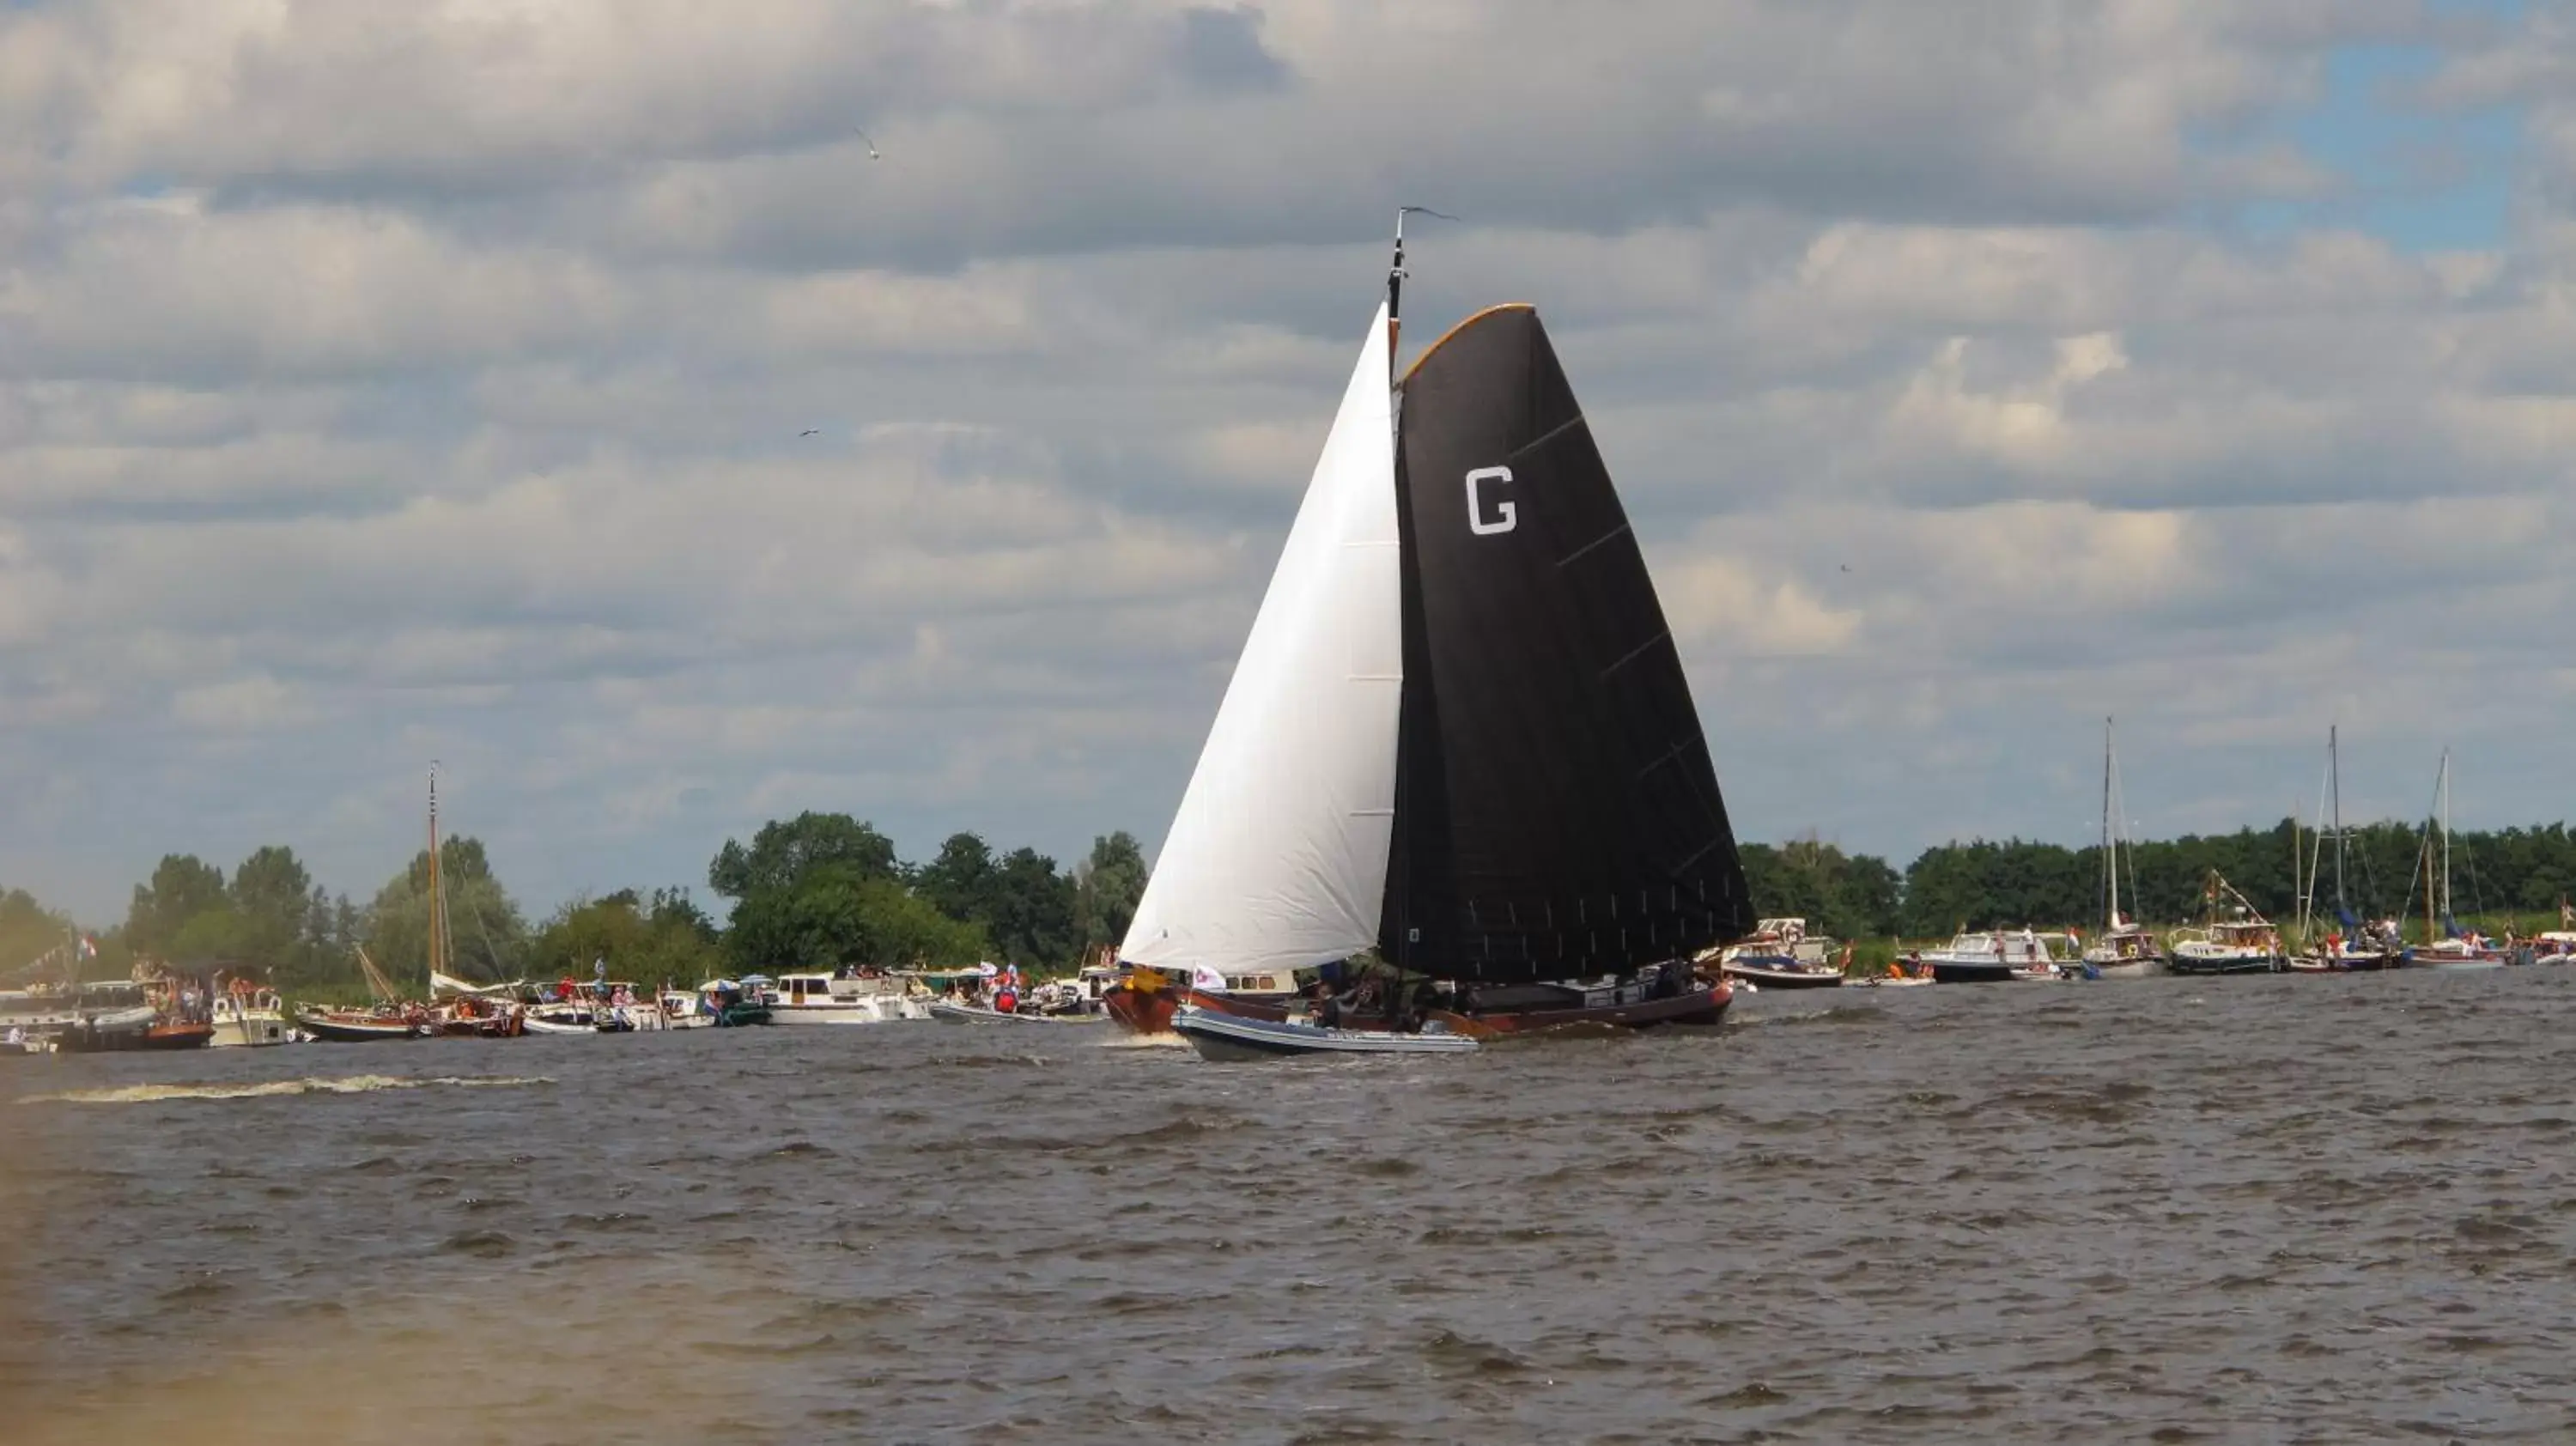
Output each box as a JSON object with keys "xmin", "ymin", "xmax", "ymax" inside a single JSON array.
[{"xmin": 0, "ymin": 0, "xmax": 2568, "ymax": 924}]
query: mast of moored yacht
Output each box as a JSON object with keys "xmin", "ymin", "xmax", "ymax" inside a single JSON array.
[
  {"xmin": 2440, "ymin": 749, "xmax": 2453, "ymax": 927},
  {"xmin": 2099, "ymin": 718, "xmax": 2116, "ymax": 933},
  {"xmin": 2330, "ymin": 726, "xmax": 2346, "ymax": 920}
]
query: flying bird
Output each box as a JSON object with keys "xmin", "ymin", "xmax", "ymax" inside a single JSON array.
[
  {"xmin": 798, "ymin": 428, "xmax": 818, "ymax": 438},
  {"xmin": 854, "ymin": 126, "xmax": 881, "ymax": 161},
  {"xmin": 1839, "ymin": 563, "xmax": 1850, "ymax": 573}
]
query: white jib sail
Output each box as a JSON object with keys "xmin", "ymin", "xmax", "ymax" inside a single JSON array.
[{"xmin": 1121, "ymin": 304, "xmax": 1400, "ymax": 978}]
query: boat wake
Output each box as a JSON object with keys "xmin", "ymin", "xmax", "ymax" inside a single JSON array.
[
  {"xmin": 1095, "ymin": 1033, "xmax": 1189, "ymax": 1050},
  {"xmin": 19, "ymin": 1074, "xmax": 556, "ymax": 1106}
]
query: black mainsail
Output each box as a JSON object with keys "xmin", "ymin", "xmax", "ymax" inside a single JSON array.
[{"xmin": 1381, "ymin": 304, "xmax": 1750, "ymax": 982}]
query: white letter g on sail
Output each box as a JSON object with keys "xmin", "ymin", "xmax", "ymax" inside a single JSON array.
[{"xmin": 1466, "ymin": 466, "xmax": 1516, "ymax": 536}]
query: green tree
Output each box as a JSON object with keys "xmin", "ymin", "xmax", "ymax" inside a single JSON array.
[
  {"xmin": 914, "ymin": 832, "xmax": 997, "ymax": 923},
  {"xmin": 1074, "ymin": 831, "xmax": 1150, "ymax": 953},
  {"xmin": 723, "ymin": 866, "xmax": 984, "ymax": 971},
  {"xmin": 363, "ymin": 836, "xmax": 530, "ymax": 989},
  {"xmin": 0, "ymin": 889, "xmax": 76, "ymax": 980},
  {"xmin": 125, "ymin": 854, "xmax": 227, "ymax": 958},
  {"xmin": 530, "ymin": 889, "xmax": 723, "ymax": 988},
  {"xmin": 983, "ymin": 847, "xmax": 1078, "ymax": 969},
  {"xmin": 231, "ymin": 846, "xmax": 313, "ymax": 927},
  {"xmin": 708, "ymin": 813, "xmax": 899, "ymax": 901}
]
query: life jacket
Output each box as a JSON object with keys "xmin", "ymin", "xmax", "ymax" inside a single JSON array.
[{"xmin": 994, "ymin": 990, "xmax": 1018, "ymax": 1014}]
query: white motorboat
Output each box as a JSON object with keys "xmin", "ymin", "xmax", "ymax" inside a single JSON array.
[
  {"xmin": 1713, "ymin": 918, "xmax": 1847, "ymax": 989},
  {"xmin": 762, "ymin": 971, "xmax": 928, "ymax": 1024},
  {"xmin": 209, "ymin": 987, "xmax": 290, "ymax": 1047},
  {"xmin": 1171, "ymin": 1006, "xmax": 1478, "ymax": 1060},
  {"xmin": 1920, "ymin": 930, "xmax": 2068, "ymax": 983}
]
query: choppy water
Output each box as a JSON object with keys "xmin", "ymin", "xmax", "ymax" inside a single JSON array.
[{"xmin": 5, "ymin": 971, "xmax": 2576, "ymax": 1444}]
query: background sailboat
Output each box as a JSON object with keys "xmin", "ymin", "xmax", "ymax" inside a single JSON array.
[
  {"xmin": 2411, "ymin": 750, "xmax": 2509, "ymax": 970},
  {"xmin": 2081, "ymin": 718, "xmax": 2164, "ymax": 977}
]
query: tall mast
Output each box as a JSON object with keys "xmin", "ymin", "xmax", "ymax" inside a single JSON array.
[
  {"xmin": 1388, "ymin": 210, "xmax": 1406, "ymax": 364},
  {"xmin": 2330, "ymin": 726, "xmax": 2345, "ymax": 912},
  {"xmin": 2440, "ymin": 749, "xmax": 2452, "ymax": 923},
  {"xmin": 1388, "ymin": 207, "xmax": 1454, "ymax": 376},
  {"xmin": 2100, "ymin": 717, "xmax": 2117, "ymax": 929},
  {"xmin": 427, "ymin": 762, "xmax": 447, "ymax": 986}
]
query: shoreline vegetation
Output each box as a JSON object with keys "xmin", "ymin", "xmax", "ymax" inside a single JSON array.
[{"xmin": 5, "ymin": 814, "xmax": 2572, "ymax": 996}]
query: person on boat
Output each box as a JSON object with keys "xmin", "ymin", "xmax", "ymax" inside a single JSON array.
[
  {"xmin": 993, "ymin": 985, "xmax": 1018, "ymax": 1013},
  {"xmin": 1305, "ymin": 979, "xmax": 1340, "ymax": 1027}
]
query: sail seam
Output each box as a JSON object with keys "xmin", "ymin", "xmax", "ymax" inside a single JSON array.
[
  {"xmin": 1670, "ymin": 835, "xmax": 1722, "ymax": 872},
  {"xmin": 1557, "ymin": 522, "xmax": 1632, "ymax": 569},
  {"xmin": 1599, "ymin": 629, "xmax": 1671, "ymax": 680},
  {"xmin": 1636, "ymin": 738, "xmax": 1691, "ymax": 777},
  {"xmin": 1510, "ymin": 411, "xmax": 1588, "ymax": 461}
]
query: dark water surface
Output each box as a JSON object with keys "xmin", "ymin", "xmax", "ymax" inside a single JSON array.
[{"xmin": 6, "ymin": 971, "xmax": 2576, "ymax": 1444}]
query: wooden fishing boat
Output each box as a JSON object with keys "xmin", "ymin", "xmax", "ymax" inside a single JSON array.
[
  {"xmin": 1101, "ymin": 966, "xmax": 1297, "ymax": 1035},
  {"xmin": 294, "ymin": 1006, "xmax": 425, "ymax": 1042},
  {"xmin": 1135, "ymin": 219, "xmax": 1752, "ymax": 1061},
  {"xmin": 1427, "ymin": 975, "xmax": 1729, "ymax": 1038}
]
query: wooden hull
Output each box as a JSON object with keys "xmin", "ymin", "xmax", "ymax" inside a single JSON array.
[
  {"xmin": 53, "ymin": 1022, "xmax": 216, "ymax": 1053},
  {"xmin": 2168, "ymin": 956, "xmax": 2281, "ymax": 976},
  {"xmin": 1929, "ymin": 961, "xmax": 2020, "ymax": 984},
  {"xmin": 1428, "ymin": 982, "xmax": 1731, "ymax": 1038},
  {"xmin": 296, "ymin": 1011, "xmax": 422, "ymax": 1042},
  {"xmin": 1102, "ymin": 982, "xmax": 1295, "ymax": 1036}
]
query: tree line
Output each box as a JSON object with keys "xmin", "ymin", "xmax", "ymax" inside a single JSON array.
[
  {"xmin": 13, "ymin": 811, "xmax": 2569, "ymax": 989},
  {"xmin": 2, "ymin": 812, "xmax": 1152, "ymax": 995},
  {"xmin": 1747, "ymin": 818, "xmax": 2576, "ymax": 942}
]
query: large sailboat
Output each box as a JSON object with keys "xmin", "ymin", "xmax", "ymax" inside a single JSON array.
[
  {"xmin": 2081, "ymin": 718, "xmax": 2163, "ymax": 978},
  {"xmin": 300, "ymin": 766, "xmax": 523, "ymax": 1040},
  {"xmin": 1128, "ymin": 218, "xmax": 1752, "ymax": 1059}
]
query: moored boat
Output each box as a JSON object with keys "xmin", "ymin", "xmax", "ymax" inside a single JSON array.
[
  {"xmin": 209, "ymin": 983, "xmax": 291, "ymax": 1047},
  {"xmin": 927, "ymin": 1000, "xmax": 1103, "ymax": 1025},
  {"xmin": 762, "ymin": 970, "xmax": 926, "ymax": 1024},
  {"xmin": 1711, "ymin": 919, "xmax": 1846, "ymax": 989},
  {"xmin": 1921, "ymin": 930, "xmax": 2066, "ymax": 983},
  {"xmin": 2167, "ymin": 873, "xmax": 2284, "ymax": 975},
  {"xmin": 296, "ymin": 1006, "xmax": 426, "ymax": 1042},
  {"xmin": 2081, "ymin": 719, "xmax": 2167, "ymax": 979},
  {"xmin": 2405, "ymin": 751, "xmax": 2512, "ymax": 970},
  {"xmin": 52, "ymin": 1012, "xmax": 215, "ymax": 1053}
]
